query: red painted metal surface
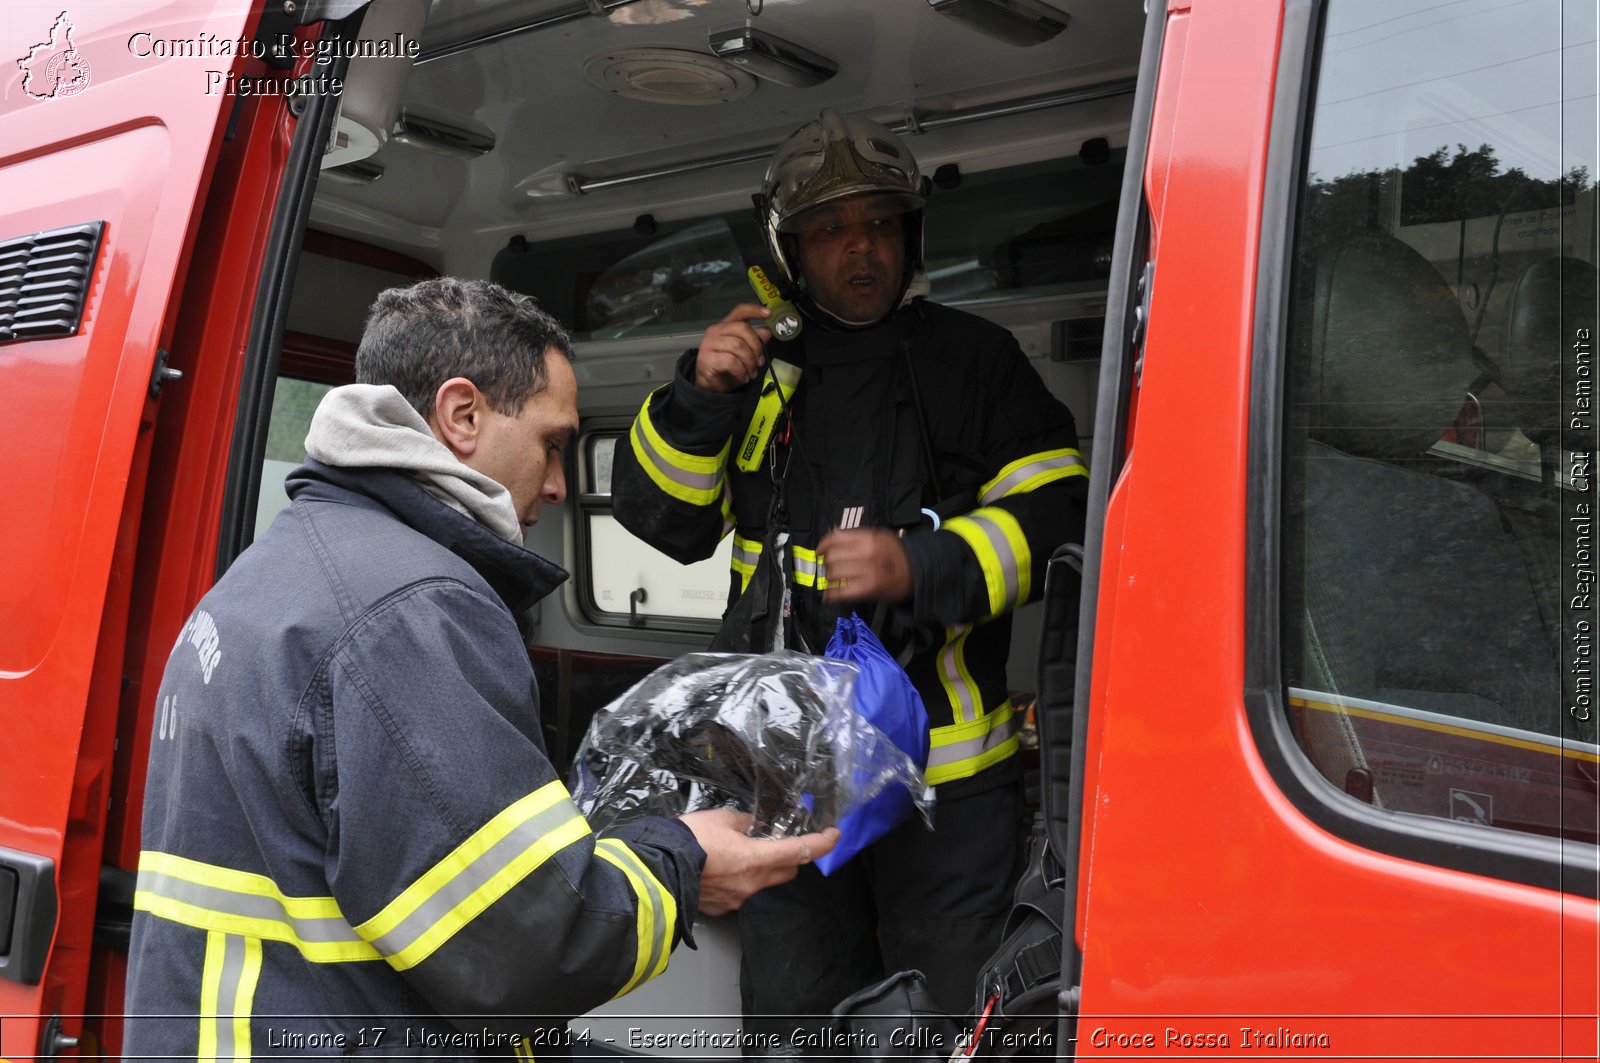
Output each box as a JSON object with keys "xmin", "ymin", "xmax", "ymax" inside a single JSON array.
[
  {"xmin": 1076, "ymin": 2, "xmax": 1599, "ymax": 1057},
  {"xmin": 87, "ymin": 73, "xmax": 300, "ymax": 1058},
  {"xmin": 0, "ymin": 3, "xmax": 262, "ymax": 1053},
  {"xmin": 0, "ymin": 4, "xmax": 300, "ymax": 1055}
]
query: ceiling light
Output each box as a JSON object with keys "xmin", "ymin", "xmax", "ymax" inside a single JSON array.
[
  {"xmin": 927, "ymin": 0, "xmax": 1069, "ymax": 47},
  {"xmin": 321, "ymin": 160, "xmax": 385, "ymax": 186},
  {"xmin": 708, "ymin": 28, "xmax": 837, "ymax": 88},
  {"xmin": 390, "ymin": 110, "xmax": 496, "ymax": 157},
  {"xmin": 584, "ymin": 47, "xmax": 756, "ymax": 105}
]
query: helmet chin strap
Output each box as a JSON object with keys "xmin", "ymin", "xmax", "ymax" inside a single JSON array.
[
  {"xmin": 807, "ymin": 302, "xmax": 882, "ymax": 330},
  {"xmin": 796, "ymin": 264, "xmax": 928, "ymax": 331}
]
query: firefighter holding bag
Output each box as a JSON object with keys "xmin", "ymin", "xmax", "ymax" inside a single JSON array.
[{"xmin": 611, "ymin": 109, "xmax": 1089, "ymax": 1046}]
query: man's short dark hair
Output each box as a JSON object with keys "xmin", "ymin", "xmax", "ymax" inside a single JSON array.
[{"xmin": 355, "ymin": 277, "xmax": 575, "ymax": 419}]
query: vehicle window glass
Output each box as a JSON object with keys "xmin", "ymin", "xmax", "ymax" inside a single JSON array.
[
  {"xmin": 491, "ymin": 154, "xmax": 1125, "ymax": 341},
  {"xmin": 923, "ymin": 151, "xmax": 1123, "ymax": 302},
  {"xmin": 579, "ymin": 433, "xmax": 732, "ymax": 624},
  {"xmin": 257, "ymin": 377, "xmax": 333, "ymax": 538},
  {"xmin": 1281, "ymin": 0, "xmax": 1597, "ymax": 843}
]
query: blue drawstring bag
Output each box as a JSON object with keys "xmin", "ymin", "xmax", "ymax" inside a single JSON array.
[{"xmin": 815, "ymin": 614, "xmax": 932, "ymax": 873}]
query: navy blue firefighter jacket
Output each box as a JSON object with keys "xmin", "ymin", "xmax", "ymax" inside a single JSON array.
[{"xmin": 124, "ymin": 460, "xmax": 703, "ymax": 1058}]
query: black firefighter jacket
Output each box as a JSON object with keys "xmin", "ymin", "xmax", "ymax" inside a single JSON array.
[
  {"xmin": 124, "ymin": 460, "xmax": 704, "ymax": 1059},
  {"xmin": 611, "ymin": 300, "xmax": 1088, "ymax": 795}
]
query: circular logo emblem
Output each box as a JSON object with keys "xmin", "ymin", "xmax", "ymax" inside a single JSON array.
[{"xmin": 44, "ymin": 48, "xmax": 91, "ymax": 97}]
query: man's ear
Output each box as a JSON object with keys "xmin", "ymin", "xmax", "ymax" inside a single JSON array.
[{"xmin": 428, "ymin": 377, "xmax": 485, "ymax": 458}]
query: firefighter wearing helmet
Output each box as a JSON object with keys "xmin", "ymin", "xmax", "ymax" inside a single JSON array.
[{"xmin": 612, "ymin": 110, "xmax": 1089, "ymax": 1043}]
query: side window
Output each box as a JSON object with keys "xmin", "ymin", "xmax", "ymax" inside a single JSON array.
[
  {"xmin": 488, "ymin": 155, "xmax": 1127, "ymax": 343},
  {"xmin": 1280, "ymin": 1, "xmax": 1597, "ymax": 844},
  {"xmin": 257, "ymin": 377, "xmax": 334, "ymax": 537},
  {"xmin": 577, "ymin": 432, "xmax": 733, "ymax": 626}
]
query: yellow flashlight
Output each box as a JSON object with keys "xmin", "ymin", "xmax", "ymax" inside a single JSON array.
[{"xmin": 747, "ymin": 265, "xmax": 803, "ymax": 341}]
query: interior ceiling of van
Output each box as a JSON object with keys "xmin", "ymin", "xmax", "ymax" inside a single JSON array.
[{"xmin": 307, "ymin": 0, "xmax": 1145, "ymax": 267}]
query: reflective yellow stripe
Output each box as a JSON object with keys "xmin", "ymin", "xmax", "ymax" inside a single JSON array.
[
  {"xmin": 595, "ymin": 838, "xmax": 676, "ymax": 996},
  {"xmin": 234, "ymin": 936, "xmax": 262, "ymax": 1059},
  {"xmin": 197, "ymin": 931, "xmax": 260, "ymax": 1060},
  {"xmin": 731, "ymin": 534, "xmax": 763, "ymax": 593},
  {"xmin": 514, "ymin": 1037, "xmax": 537, "ymax": 1061},
  {"xmin": 791, "ymin": 544, "xmax": 832, "ymax": 590},
  {"xmin": 357, "ymin": 781, "xmax": 591, "ymax": 971},
  {"xmin": 927, "ymin": 701, "xmax": 1019, "ymax": 786},
  {"xmin": 979, "ymin": 448, "xmax": 1087, "ymax": 504},
  {"xmin": 198, "ymin": 930, "xmax": 223, "ymax": 1062},
  {"xmin": 936, "ymin": 625, "xmax": 981, "ymax": 724},
  {"xmin": 630, "ymin": 393, "xmax": 729, "ymax": 506},
  {"xmin": 943, "ymin": 508, "xmax": 1032, "ymax": 619},
  {"xmin": 135, "ymin": 851, "xmax": 381, "ymax": 963}
]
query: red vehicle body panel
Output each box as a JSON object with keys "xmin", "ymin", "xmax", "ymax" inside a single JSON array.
[
  {"xmin": 0, "ymin": 4, "xmax": 298, "ymax": 1055},
  {"xmin": 1076, "ymin": 1, "xmax": 1599, "ymax": 1057}
]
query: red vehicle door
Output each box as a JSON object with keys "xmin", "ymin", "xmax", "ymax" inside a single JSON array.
[
  {"xmin": 1068, "ymin": 0, "xmax": 1599, "ymax": 1056},
  {"xmin": 0, "ymin": 3, "xmax": 282, "ymax": 1054}
]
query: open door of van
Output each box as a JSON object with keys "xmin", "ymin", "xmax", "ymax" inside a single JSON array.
[
  {"xmin": 1066, "ymin": 1, "xmax": 1598, "ymax": 1056},
  {"xmin": 0, "ymin": 2, "xmax": 337, "ymax": 1055}
]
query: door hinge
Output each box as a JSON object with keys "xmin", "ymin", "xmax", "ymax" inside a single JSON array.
[{"xmin": 1130, "ymin": 260, "xmax": 1154, "ymax": 383}]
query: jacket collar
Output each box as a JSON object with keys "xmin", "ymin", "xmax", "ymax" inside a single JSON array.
[{"xmin": 286, "ymin": 459, "xmax": 569, "ymax": 618}]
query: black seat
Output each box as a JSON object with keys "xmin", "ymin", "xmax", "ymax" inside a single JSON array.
[
  {"xmin": 1285, "ymin": 231, "xmax": 1563, "ymax": 805},
  {"xmin": 1499, "ymin": 256, "xmax": 1598, "ymax": 453}
]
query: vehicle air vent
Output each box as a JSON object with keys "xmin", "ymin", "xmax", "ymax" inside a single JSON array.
[
  {"xmin": 1052, "ymin": 315, "xmax": 1106, "ymax": 362},
  {"xmin": 0, "ymin": 221, "xmax": 104, "ymax": 345}
]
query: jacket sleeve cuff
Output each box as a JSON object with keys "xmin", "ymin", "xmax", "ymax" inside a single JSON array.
[
  {"xmin": 902, "ymin": 529, "xmax": 985, "ymax": 629},
  {"xmin": 643, "ymin": 349, "xmax": 753, "ymax": 450},
  {"xmin": 608, "ymin": 816, "xmax": 707, "ymax": 950}
]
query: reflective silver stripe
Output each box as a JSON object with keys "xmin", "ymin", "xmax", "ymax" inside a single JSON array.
[
  {"xmin": 138, "ymin": 870, "xmax": 366, "ymax": 946},
  {"xmin": 732, "ymin": 537, "xmax": 762, "ymax": 568},
  {"xmin": 793, "ymin": 554, "xmax": 820, "ymax": 577},
  {"xmin": 731, "ymin": 536, "xmax": 762, "ymax": 592},
  {"xmin": 792, "ymin": 550, "xmax": 826, "ymax": 587},
  {"xmin": 970, "ymin": 514, "xmax": 1021, "ymax": 607},
  {"xmin": 979, "ymin": 449, "xmax": 1087, "ymax": 504},
  {"xmin": 198, "ymin": 931, "xmax": 260, "ymax": 1061},
  {"xmin": 598, "ymin": 839, "xmax": 670, "ymax": 988},
  {"xmin": 937, "ymin": 626, "xmax": 979, "ymax": 722},
  {"xmin": 363, "ymin": 797, "xmax": 581, "ymax": 961},
  {"xmin": 927, "ymin": 710, "xmax": 1021, "ymax": 773},
  {"xmin": 214, "ymin": 933, "xmax": 246, "ymax": 1060},
  {"xmin": 631, "ymin": 416, "xmax": 724, "ymax": 503},
  {"xmin": 622, "ymin": 845, "xmax": 670, "ymax": 984}
]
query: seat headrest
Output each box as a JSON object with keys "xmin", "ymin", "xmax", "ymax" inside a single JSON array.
[
  {"xmin": 1298, "ymin": 230, "xmax": 1475, "ymax": 461},
  {"xmin": 1500, "ymin": 256, "xmax": 1597, "ymax": 447}
]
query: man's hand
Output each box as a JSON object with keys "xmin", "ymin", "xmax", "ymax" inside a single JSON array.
[
  {"xmin": 694, "ymin": 304, "xmax": 773, "ymax": 393},
  {"xmin": 818, "ymin": 528, "xmax": 913, "ymax": 604},
  {"xmin": 679, "ymin": 809, "xmax": 840, "ymax": 915}
]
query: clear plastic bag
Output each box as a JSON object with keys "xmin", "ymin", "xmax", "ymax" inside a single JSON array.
[{"xmin": 570, "ymin": 651, "xmax": 932, "ymax": 839}]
